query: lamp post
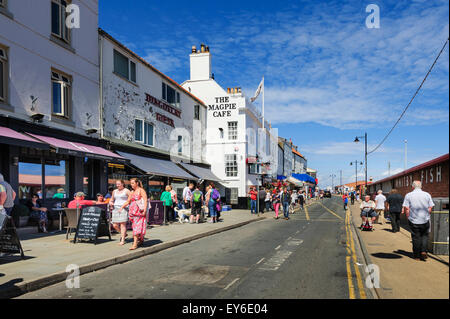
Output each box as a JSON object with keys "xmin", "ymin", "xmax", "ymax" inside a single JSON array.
[
  {"xmin": 330, "ymin": 174, "xmax": 336, "ymax": 193},
  {"xmin": 350, "ymin": 160, "xmax": 364, "ymax": 193},
  {"xmin": 354, "ymin": 133, "xmax": 367, "ymax": 195}
]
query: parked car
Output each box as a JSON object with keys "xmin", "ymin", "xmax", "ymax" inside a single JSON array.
[{"xmin": 324, "ymin": 190, "xmax": 332, "ymax": 198}]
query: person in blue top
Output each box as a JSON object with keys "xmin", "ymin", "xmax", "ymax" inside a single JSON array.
[{"xmin": 280, "ymin": 187, "xmax": 291, "ymax": 220}]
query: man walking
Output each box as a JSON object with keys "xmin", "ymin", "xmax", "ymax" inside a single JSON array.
[
  {"xmin": 386, "ymin": 189, "xmax": 403, "ymax": 233},
  {"xmin": 248, "ymin": 187, "xmax": 257, "ymax": 214},
  {"xmin": 350, "ymin": 191, "xmax": 355, "ymax": 205},
  {"xmin": 258, "ymin": 187, "xmax": 266, "ymax": 215},
  {"xmin": 190, "ymin": 185, "xmax": 203, "ymax": 224},
  {"xmin": 402, "ymin": 181, "xmax": 435, "ymax": 261},
  {"xmin": 281, "ymin": 188, "xmax": 291, "ymax": 220},
  {"xmin": 0, "ymin": 173, "xmax": 16, "ymax": 216},
  {"xmin": 182, "ymin": 183, "xmax": 194, "ymax": 209},
  {"xmin": 375, "ymin": 190, "xmax": 387, "ymax": 224}
]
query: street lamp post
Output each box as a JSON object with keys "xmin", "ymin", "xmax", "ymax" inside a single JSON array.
[
  {"xmin": 330, "ymin": 174, "xmax": 336, "ymax": 193},
  {"xmin": 354, "ymin": 133, "xmax": 368, "ymax": 195},
  {"xmin": 350, "ymin": 160, "xmax": 363, "ymax": 193}
]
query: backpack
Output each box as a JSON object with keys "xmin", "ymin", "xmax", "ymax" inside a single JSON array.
[
  {"xmin": 193, "ymin": 191, "xmax": 202, "ymax": 203},
  {"xmin": 212, "ymin": 189, "xmax": 220, "ymax": 201}
]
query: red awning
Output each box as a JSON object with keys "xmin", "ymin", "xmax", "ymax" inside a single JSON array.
[
  {"xmin": 0, "ymin": 126, "xmax": 49, "ymax": 149},
  {"xmin": 26, "ymin": 133, "xmax": 125, "ymax": 162}
]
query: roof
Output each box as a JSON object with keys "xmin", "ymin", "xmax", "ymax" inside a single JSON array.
[
  {"xmin": 292, "ymin": 148, "xmax": 306, "ymax": 159},
  {"xmin": 99, "ymin": 28, "xmax": 206, "ymax": 107},
  {"xmin": 371, "ymin": 153, "xmax": 449, "ymax": 185}
]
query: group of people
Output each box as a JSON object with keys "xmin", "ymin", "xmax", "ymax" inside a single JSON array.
[
  {"xmin": 160, "ymin": 182, "xmax": 222, "ymax": 224},
  {"xmin": 247, "ymin": 186, "xmax": 308, "ymax": 220},
  {"xmin": 352, "ymin": 182, "xmax": 435, "ymax": 261}
]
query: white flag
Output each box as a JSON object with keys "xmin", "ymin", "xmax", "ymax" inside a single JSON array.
[{"xmin": 250, "ymin": 77, "xmax": 264, "ymax": 103}]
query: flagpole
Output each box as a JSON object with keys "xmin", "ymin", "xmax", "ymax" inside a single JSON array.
[{"xmin": 262, "ymin": 76, "xmax": 265, "ymax": 130}]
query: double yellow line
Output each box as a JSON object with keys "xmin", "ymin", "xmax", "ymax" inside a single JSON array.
[{"xmin": 345, "ymin": 209, "xmax": 367, "ymax": 299}]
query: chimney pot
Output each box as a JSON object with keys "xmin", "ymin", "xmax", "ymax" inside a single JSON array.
[
  {"xmin": 191, "ymin": 45, "xmax": 197, "ymax": 53},
  {"xmin": 227, "ymin": 88, "xmax": 230, "ymax": 94},
  {"xmin": 200, "ymin": 44, "xmax": 206, "ymax": 53},
  {"xmin": 206, "ymin": 46, "xmax": 210, "ymax": 52}
]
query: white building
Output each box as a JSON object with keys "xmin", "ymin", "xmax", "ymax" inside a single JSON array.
[
  {"xmin": 182, "ymin": 44, "xmax": 278, "ymax": 208},
  {"xmin": 99, "ymin": 30, "xmax": 212, "ymax": 199}
]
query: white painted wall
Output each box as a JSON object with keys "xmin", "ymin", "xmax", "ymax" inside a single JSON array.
[
  {"xmin": 0, "ymin": 0, "xmax": 100, "ymax": 136},
  {"xmin": 100, "ymin": 35, "xmax": 206, "ymax": 162}
]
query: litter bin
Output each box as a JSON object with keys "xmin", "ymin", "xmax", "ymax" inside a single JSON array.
[{"xmin": 428, "ymin": 198, "xmax": 449, "ymax": 255}]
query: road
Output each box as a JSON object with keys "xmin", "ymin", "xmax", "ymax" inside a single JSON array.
[{"xmin": 18, "ymin": 196, "xmax": 370, "ymax": 299}]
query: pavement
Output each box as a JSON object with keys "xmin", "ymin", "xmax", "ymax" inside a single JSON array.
[
  {"xmin": 348, "ymin": 200, "xmax": 449, "ymax": 299},
  {"xmin": 0, "ymin": 209, "xmax": 264, "ymax": 298},
  {"xmin": 17, "ymin": 197, "xmax": 365, "ymax": 299}
]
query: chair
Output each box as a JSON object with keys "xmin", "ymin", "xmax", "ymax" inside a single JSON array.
[{"xmin": 64, "ymin": 208, "xmax": 80, "ymax": 240}]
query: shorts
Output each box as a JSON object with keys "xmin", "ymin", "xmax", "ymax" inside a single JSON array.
[
  {"xmin": 361, "ymin": 210, "xmax": 377, "ymax": 218},
  {"xmin": 191, "ymin": 202, "xmax": 202, "ymax": 216}
]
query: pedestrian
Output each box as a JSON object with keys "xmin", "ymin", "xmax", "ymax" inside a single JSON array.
[
  {"xmin": 402, "ymin": 181, "xmax": 435, "ymax": 261},
  {"xmin": 258, "ymin": 187, "xmax": 266, "ymax": 214},
  {"xmin": 0, "ymin": 173, "xmax": 16, "ymax": 216},
  {"xmin": 386, "ymin": 189, "xmax": 403, "ymax": 233},
  {"xmin": 170, "ymin": 185, "xmax": 178, "ymax": 221},
  {"xmin": 248, "ymin": 186, "xmax": 257, "ymax": 214},
  {"xmin": 350, "ymin": 191, "xmax": 355, "ymax": 205},
  {"xmin": 273, "ymin": 189, "xmax": 281, "ymax": 219},
  {"xmin": 125, "ymin": 178, "xmax": 148, "ymax": 250},
  {"xmin": 299, "ymin": 191, "xmax": 305, "ymax": 210},
  {"xmin": 160, "ymin": 185, "xmax": 174, "ymax": 223},
  {"xmin": 182, "ymin": 183, "xmax": 194, "ymax": 209},
  {"xmin": 290, "ymin": 190, "xmax": 298, "ymax": 214},
  {"xmin": 281, "ymin": 187, "xmax": 291, "ymax": 220},
  {"xmin": 360, "ymin": 195, "xmax": 377, "ymax": 229},
  {"xmin": 52, "ymin": 188, "xmax": 66, "ymax": 199},
  {"xmin": 190, "ymin": 185, "xmax": 203, "ymax": 224},
  {"xmin": 375, "ymin": 190, "xmax": 387, "ymax": 224},
  {"xmin": 207, "ymin": 183, "xmax": 220, "ymax": 223},
  {"xmin": 342, "ymin": 193, "xmax": 348, "ymax": 210},
  {"xmin": 109, "ymin": 180, "xmax": 131, "ymax": 246},
  {"xmin": 205, "ymin": 185, "xmax": 212, "ymax": 217},
  {"xmin": 265, "ymin": 190, "xmax": 272, "ymax": 212},
  {"xmin": 26, "ymin": 194, "xmax": 49, "ymax": 233}
]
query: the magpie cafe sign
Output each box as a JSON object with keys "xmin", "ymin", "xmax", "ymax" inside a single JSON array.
[
  {"xmin": 209, "ymin": 96, "xmax": 237, "ymax": 117},
  {"xmin": 145, "ymin": 93, "xmax": 181, "ymax": 118}
]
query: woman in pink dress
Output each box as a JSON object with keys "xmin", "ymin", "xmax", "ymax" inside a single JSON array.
[{"xmin": 122, "ymin": 178, "xmax": 148, "ymax": 250}]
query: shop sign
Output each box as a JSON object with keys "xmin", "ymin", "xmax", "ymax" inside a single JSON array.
[
  {"xmin": 208, "ymin": 96, "xmax": 237, "ymax": 117},
  {"xmin": 145, "ymin": 93, "xmax": 181, "ymax": 118},
  {"xmin": 156, "ymin": 113, "xmax": 175, "ymax": 128}
]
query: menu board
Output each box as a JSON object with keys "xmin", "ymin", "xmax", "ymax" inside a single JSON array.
[
  {"xmin": 0, "ymin": 213, "xmax": 24, "ymax": 257},
  {"xmin": 74, "ymin": 206, "xmax": 111, "ymax": 244},
  {"xmin": 148, "ymin": 201, "xmax": 164, "ymax": 225}
]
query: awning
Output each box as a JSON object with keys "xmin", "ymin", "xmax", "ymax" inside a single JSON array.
[
  {"xmin": 26, "ymin": 133, "xmax": 125, "ymax": 162},
  {"xmin": 117, "ymin": 151, "xmax": 196, "ymax": 180},
  {"xmin": 292, "ymin": 173, "xmax": 316, "ymax": 184},
  {"xmin": 286, "ymin": 176, "xmax": 304, "ymax": 187},
  {"xmin": 0, "ymin": 126, "xmax": 49, "ymax": 149},
  {"xmin": 178, "ymin": 163, "xmax": 223, "ymax": 183},
  {"xmin": 277, "ymin": 175, "xmax": 287, "ymax": 180}
]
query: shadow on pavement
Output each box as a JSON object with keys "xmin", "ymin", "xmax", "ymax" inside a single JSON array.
[
  {"xmin": 371, "ymin": 252, "xmax": 403, "ymax": 259},
  {"xmin": 393, "ymin": 249, "xmax": 415, "ymax": 259},
  {"xmin": 0, "ymin": 255, "xmax": 35, "ymax": 265},
  {"xmin": 0, "ymin": 278, "xmax": 24, "ymax": 299}
]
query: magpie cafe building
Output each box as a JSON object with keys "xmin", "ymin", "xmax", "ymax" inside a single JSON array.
[{"xmin": 182, "ymin": 45, "xmax": 279, "ymax": 209}]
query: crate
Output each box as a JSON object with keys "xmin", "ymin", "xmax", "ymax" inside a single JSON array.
[
  {"xmin": 428, "ymin": 198, "xmax": 449, "ymax": 255},
  {"xmin": 222, "ymin": 205, "xmax": 232, "ymax": 212}
]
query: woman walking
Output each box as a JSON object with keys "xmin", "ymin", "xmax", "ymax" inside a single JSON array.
[
  {"xmin": 160, "ymin": 185, "xmax": 174, "ymax": 223},
  {"xmin": 122, "ymin": 178, "xmax": 148, "ymax": 250},
  {"xmin": 206, "ymin": 183, "xmax": 219, "ymax": 223},
  {"xmin": 265, "ymin": 190, "xmax": 272, "ymax": 212},
  {"xmin": 273, "ymin": 189, "xmax": 281, "ymax": 219},
  {"xmin": 109, "ymin": 180, "xmax": 131, "ymax": 246}
]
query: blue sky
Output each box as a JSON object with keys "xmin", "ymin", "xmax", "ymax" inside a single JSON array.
[{"xmin": 99, "ymin": 0, "xmax": 449, "ymax": 188}]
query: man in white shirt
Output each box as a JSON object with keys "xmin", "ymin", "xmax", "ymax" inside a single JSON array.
[
  {"xmin": 402, "ymin": 181, "xmax": 435, "ymax": 261},
  {"xmin": 182, "ymin": 183, "xmax": 194, "ymax": 209},
  {"xmin": 374, "ymin": 190, "xmax": 387, "ymax": 224}
]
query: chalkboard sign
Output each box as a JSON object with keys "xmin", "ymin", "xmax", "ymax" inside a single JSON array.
[
  {"xmin": 0, "ymin": 213, "xmax": 24, "ymax": 257},
  {"xmin": 74, "ymin": 206, "xmax": 111, "ymax": 244},
  {"xmin": 148, "ymin": 201, "xmax": 164, "ymax": 225}
]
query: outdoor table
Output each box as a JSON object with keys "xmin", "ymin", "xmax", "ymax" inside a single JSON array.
[{"xmin": 51, "ymin": 207, "xmax": 66, "ymax": 232}]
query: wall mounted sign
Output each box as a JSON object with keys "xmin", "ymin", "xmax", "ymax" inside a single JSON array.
[
  {"xmin": 208, "ymin": 96, "xmax": 237, "ymax": 117},
  {"xmin": 156, "ymin": 113, "xmax": 175, "ymax": 128},
  {"xmin": 145, "ymin": 93, "xmax": 181, "ymax": 118}
]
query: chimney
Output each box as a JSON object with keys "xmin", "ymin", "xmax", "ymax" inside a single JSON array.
[
  {"xmin": 190, "ymin": 43, "xmax": 212, "ymax": 81},
  {"xmin": 191, "ymin": 45, "xmax": 197, "ymax": 53}
]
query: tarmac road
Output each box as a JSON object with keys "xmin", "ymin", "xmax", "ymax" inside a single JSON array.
[{"xmin": 18, "ymin": 197, "xmax": 370, "ymax": 299}]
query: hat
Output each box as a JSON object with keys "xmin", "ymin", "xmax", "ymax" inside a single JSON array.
[
  {"xmin": 75, "ymin": 192, "xmax": 86, "ymax": 197},
  {"xmin": 57, "ymin": 188, "xmax": 65, "ymax": 193}
]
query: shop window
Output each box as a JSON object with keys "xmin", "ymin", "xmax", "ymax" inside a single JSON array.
[
  {"xmin": 51, "ymin": 0, "xmax": 71, "ymax": 43},
  {"xmin": 44, "ymin": 161, "xmax": 68, "ymax": 199},
  {"xmin": 219, "ymin": 128, "xmax": 224, "ymax": 139},
  {"xmin": 51, "ymin": 70, "xmax": 71, "ymax": 118},
  {"xmin": 18, "ymin": 162, "xmax": 43, "ymax": 200},
  {"xmin": 0, "ymin": 45, "xmax": 7, "ymax": 103},
  {"xmin": 0, "ymin": 0, "xmax": 6, "ymax": 8},
  {"xmin": 178, "ymin": 135, "xmax": 182, "ymax": 154},
  {"xmin": 134, "ymin": 119, "xmax": 154, "ymax": 146},
  {"xmin": 113, "ymin": 49, "xmax": 136, "ymax": 83},
  {"xmin": 225, "ymin": 154, "xmax": 238, "ymax": 177},
  {"xmin": 230, "ymin": 188, "xmax": 238, "ymax": 204},
  {"xmin": 248, "ymin": 163, "xmax": 260, "ymax": 175},
  {"xmin": 162, "ymin": 82, "xmax": 180, "ymax": 107},
  {"xmin": 228, "ymin": 121, "xmax": 238, "ymax": 140}
]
